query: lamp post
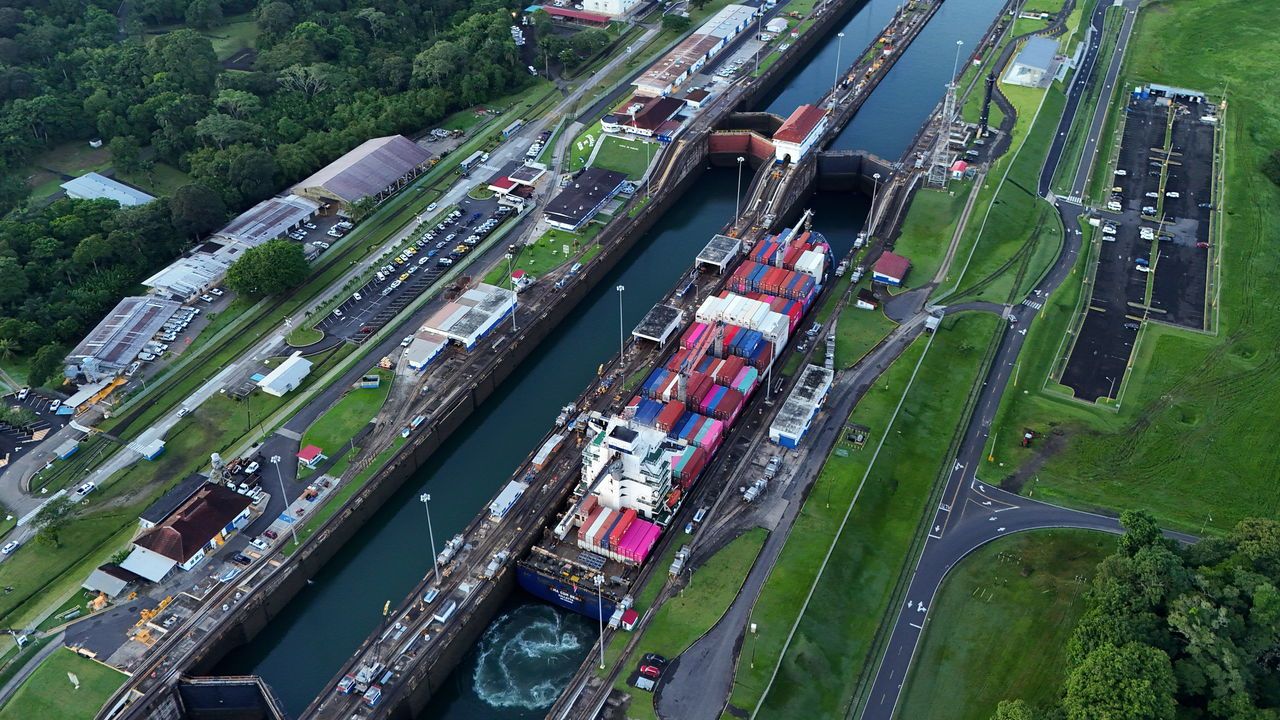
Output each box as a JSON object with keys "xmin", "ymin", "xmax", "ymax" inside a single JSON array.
[
  {"xmin": 269, "ymin": 455, "xmax": 298, "ymax": 546},
  {"xmin": 419, "ymin": 493, "xmax": 441, "ymax": 586},
  {"xmin": 616, "ymin": 285, "xmax": 626, "ymax": 360},
  {"xmin": 832, "ymin": 32, "xmax": 846, "ymax": 104},
  {"xmin": 735, "ymin": 156, "xmax": 746, "ymax": 221},
  {"xmin": 594, "ymin": 574, "xmax": 605, "ymax": 669},
  {"xmin": 505, "ymin": 253, "xmax": 519, "ymax": 334},
  {"xmin": 749, "ymin": 622, "xmax": 759, "ymax": 668},
  {"xmin": 951, "ymin": 40, "xmax": 964, "ymax": 89},
  {"xmin": 870, "ymin": 171, "xmax": 881, "ymax": 227}
]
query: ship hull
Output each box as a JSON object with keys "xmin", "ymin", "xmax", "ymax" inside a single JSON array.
[{"xmin": 516, "ymin": 565, "xmax": 619, "ymax": 622}]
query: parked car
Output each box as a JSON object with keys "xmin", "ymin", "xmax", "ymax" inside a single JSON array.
[
  {"xmin": 1, "ymin": 541, "xmax": 19, "ymax": 555},
  {"xmin": 401, "ymin": 336, "xmax": 413, "ymax": 347},
  {"xmin": 250, "ymin": 537, "xmax": 271, "ymax": 551},
  {"xmin": 74, "ymin": 481, "xmax": 97, "ymax": 497},
  {"xmin": 244, "ymin": 461, "xmax": 260, "ymax": 475},
  {"xmin": 199, "ymin": 294, "xmax": 214, "ymax": 302},
  {"xmin": 138, "ymin": 352, "xmax": 157, "ymax": 361},
  {"xmin": 209, "ymin": 287, "xmax": 225, "ymax": 296},
  {"xmin": 313, "ymin": 241, "xmax": 330, "ymax": 249},
  {"xmin": 263, "ymin": 529, "xmax": 279, "ymax": 540},
  {"xmin": 231, "ymin": 553, "xmax": 251, "ymax": 566}
]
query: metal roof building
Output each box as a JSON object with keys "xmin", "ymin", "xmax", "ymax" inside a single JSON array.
[
  {"xmin": 695, "ymin": 234, "xmax": 742, "ymax": 273},
  {"xmin": 61, "ymin": 172, "xmax": 155, "ymax": 206},
  {"xmin": 697, "ymin": 4, "xmax": 755, "ymax": 39},
  {"xmin": 292, "ymin": 135, "xmax": 432, "ymax": 205},
  {"xmin": 121, "ymin": 483, "xmax": 253, "ymax": 581},
  {"xmin": 421, "ymin": 284, "xmax": 516, "ymax": 350},
  {"xmin": 632, "ymin": 304, "xmax": 684, "ymax": 345},
  {"xmin": 65, "ymin": 296, "xmax": 182, "ymax": 381},
  {"xmin": 769, "ymin": 364, "xmax": 833, "ymax": 448},
  {"xmin": 215, "ymin": 195, "xmax": 320, "ymax": 248},
  {"xmin": 634, "ymin": 34, "xmax": 723, "ymax": 97},
  {"xmin": 544, "ymin": 168, "xmax": 628, "ymax": 231},
  {"xmin": 257, "ymin": 352, "xmax": 313, "ymax": 396}
]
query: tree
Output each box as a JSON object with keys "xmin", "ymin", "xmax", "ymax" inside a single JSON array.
[
  {"xmin": 276, "ymin": 64, "xmax": 330, "ymax": 97},
  {"xmin": 225, "ymin": 239, "xmax": 309, "ymax": 296},
  {"xmin": 27, "ymin": 343, "xmax": 65, "ymax": 387},
  {"xmin": 148, "ymin": 30, "xmax": 219, "ymax": 95},
  {"xmin": 991, "ymin": 700, "xmax": 1036, "ymax": 720},
  {"xmin": 0, "ymin": 337, "xmax": 16, "ymax": 362},
  {"xmin": 1262, "ymin": 150, "xmax": 1280, "ymax": 188},
  {"xmin": 662, "ymin": 14, "xmax": 691, "ymax": 32},
  {"xmin": 1118, "ymin": 510, "xmax": 1167, "ymax": 556},
  {"xmin": 214, "ymin": 89, "xmax": 261, "ymax": 119},
  {"xmin": 185, "ymin": 0, "xmax": 222, "ymax": 30},
  {"xmin": 1064, "ymin": 643, "xmax": 1176, "ymax": 720},
  {"xmin": 256, "ymin": 1, "xmax": 295, "ymax": 37},
  {"xmin": 34, "ymin": 496, "xmax": 75, "ymax": 548},
  {"xmin": 0, "ymin": 256, "xmax": 27, "ymax": 307},
  {"xmin": 109, "ymin": 136, "xmax": 147, "ymax": 175},
  {"xmin": 195, "ymin": 112, "xmax": 258, "ymax": 148},
  {"xmin": 348, "ymin": 196, "xmax": 377, "ymax": 222},
  {"xmin": 169, "ymin": 183, "xmax": 226, "ymax": 237}
]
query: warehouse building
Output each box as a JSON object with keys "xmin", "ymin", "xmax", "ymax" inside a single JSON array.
[
  {"xmin": 119, "ymin": 483, "xmax": 253, "ymax": 582},
  {"xmin": 405, "ymin": 332, "xmax": 447, "ymax": 371},
  {"xmin": 257, "ymin": 352, "xmax": 312, "ymax": 396},
  {"xmin": 632, "ymin": 304, "xmax": 684, "ymax": 345},
  {"xmin": 292, "ymin": 135, "xmax": 432, "ymax": 206},
  {"xmin": 769, "ymin": 364, "xmax": 833, "ymax": 448},
  {"xmin": 543, "ymin": 5, "xmax": 612, "ymax": 24},
  {"xmin": 544, "ymin": 168, "xmax": 628, "ymax": 231},
  {"xmin": 214, "ymin": 195, "xmax": 320, "ymax": 248},
  {"xmin": 1005, "ymin": 36, "xmax": 1058, "ymax": 88},
  {"xmin": 61, "ymin": 172, "xmax": 155, "ymax": 207},
  {"xmin": 65, "ymin": 296, "xmax": 182, "ymax": 381},
  {"xmin": 695, "ymin": 234, "xmax": 743, "ymax": 274},
  {"xmin": 421, "ymin": 283, "xmax": 517, "ymax": 350},
  {"xmin": 773, "ymin": 104, "xmax": 828, "ymax": 163},
  {"xmin": 633, "ymin": 34, "xmax": 723, "ymax": 97}
]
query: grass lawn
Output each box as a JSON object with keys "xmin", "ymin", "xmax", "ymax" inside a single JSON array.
[
  {"xmin": 299, "ymin": 369, "xmax": 393, "ymax": 454},
  {"xmin": 945, "ymin": 86, "xmax": 1066, "ymax": 305},
  {"xmin": 833, "ymin": 302, "xmax": 896, "ymax": 369},
  {"xmin": 114, "ymin": 161, "xmax": 192, "ymax": 198},
  {"xmin": 286, "ymin": 326, "xmax": 324, "ymax": 347},
  {"xmin": 202, "ymin": 15, "xmax": 259, "ymax": 60},
  {"xmin": 35, "ymin": 589, "xmax": 98, "ymax": 632},
  {"xmin": 0, "ymin": 356, "xmax": 30, "ymax": 390},
  {"xmin": 568, "ymin": 120, "xmax": 604, "ymax": 173},
  {"xmin": 730, "ymin": 312, "xmax": 1003, "ymax": 718},
  {"xmin": 283, "ymin": 439, "xmax": 403, "ymax": 554},
  {"xmin": 590, "ymin": 136, "xmax": 654, "ymax": 179},
  {"xmin": 482, "ymin": 226, "xmax": 602, "ymax": 287},
  {"xmin": 610, "ymin": 528, "xmax": 769, "ymax": 720},
  {"xmin": 0, "ymin": 647, "xmax": 126, "ymax": 720},
  {"xmin": 975, "ymin": 0, "xmax": 1280, "ymax": 535},
  {"xmin": 892, "ymin": 180, "xmax": 974, "ymax": 286},
  {"xmin": 1025, "ymin": 0, "xmax": 1066, "ymax": 11},
  {"xmin": 897, "ymin": 530, "xmax": 1113, "ymax": 719}
]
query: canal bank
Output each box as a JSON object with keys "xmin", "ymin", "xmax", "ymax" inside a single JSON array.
[{"xmin": 214, "ymin": 0, "xmax": 1011, "ymax": 716}]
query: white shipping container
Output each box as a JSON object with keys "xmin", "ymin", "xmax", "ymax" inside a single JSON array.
[
  {"xmin": 796, "ymin": 250, "xmax": 825, "ymax": 280},
  {"xmin": 697, "ymin": 295, "xmax": 728, "ymax": 324}
]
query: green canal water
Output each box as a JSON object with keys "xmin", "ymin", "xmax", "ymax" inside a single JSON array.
[{"xmin": 214, "ymin": 0, "xmax": 1008, "ymax": 714}]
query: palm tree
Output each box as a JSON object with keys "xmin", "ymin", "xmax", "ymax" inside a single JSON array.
[{"xmin": 0, "ymin": 338, "xmax": 16, "ymax": 362}]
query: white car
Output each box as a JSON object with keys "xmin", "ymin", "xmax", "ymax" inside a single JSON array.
[
  {"xmin": 427, "ymin": 203, "xmax": 439, "ymax": 212},
  {"xmin": 74, "ymin": 482, "xmax": 97, "ymax": 497},
  {"xmin": 244, "ymin": 461, "xmax": 260, "ymax": 475},
  {"xmin": 1, "ymin": 541, "xmax": 18, "ymax": 555},
  {"xmin": 250, "ymin": 537, "xmax": 271, "ymax": 551},
  {"xmin": 200, "ymin": 294, "xmax": 214, "ymax": 303},
  {"xmin": 401, "ymin": 336, "xmax": 413, "ymax": 347},
  {"xmin": 313, "ymin": 241, "xmax": 330, "ymax": 249},
  {"xmin": 138, "ymin": 352, "xmax": 157, "ymax": 361},
  {"xmin": 209, "ymin": 288, "xmax": 225, "ymax": 296},
  {"xmin": 1136, "ymin": 264, "xmax": 1152, "ymax": 273}
]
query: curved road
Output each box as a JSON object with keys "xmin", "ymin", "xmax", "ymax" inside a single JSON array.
[{"xmin": 859, "ymin": 1, "xmax": 1156, "ymax": 718}]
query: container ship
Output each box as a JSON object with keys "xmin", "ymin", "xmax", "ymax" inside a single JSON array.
[{"xmin": 516, "ymin": 223, "xmax": 831, "ymax": 622}]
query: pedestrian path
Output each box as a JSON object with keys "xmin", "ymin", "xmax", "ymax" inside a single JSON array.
[{"xmin": 1021, "ymin": 298, "xmax": 1043, "ymax": 310}]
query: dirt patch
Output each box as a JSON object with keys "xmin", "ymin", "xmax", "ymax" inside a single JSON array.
[
  {"xmin": 222, "ymin": 48, "xmax": 257, "ymax": 71},
  {"xmin": 997, "ymin": 426, "xmax": 1069, "ymax": 492}
]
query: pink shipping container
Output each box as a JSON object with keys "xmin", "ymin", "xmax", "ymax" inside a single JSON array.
[
  {"xmin": 616, "ymin": 518, "xmax": 662, "ymax": 564},
  {"xmin": 693, "ymin": 419, "xmax": 724, "ymax": 450},
  {"xmin": 680, "ymin": 323, "xmax": 708, "ymax": 350}
]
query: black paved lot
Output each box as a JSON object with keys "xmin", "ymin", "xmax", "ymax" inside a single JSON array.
[
  {"xmin": 1149, "ymin": 97, "xmax": 1213, "ymax": 327},
  {"xmin": 1062, "ymin": 92, "xmax": 1215, "ymax": 401},
  {"xmin": 315, "ymin": 196, "xmax": 505, "ymax": 343}
]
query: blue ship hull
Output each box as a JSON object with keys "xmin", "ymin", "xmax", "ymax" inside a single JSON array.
[{"xmin": 516, "ymin": 565, "xmax": 619, "ymax": 622}]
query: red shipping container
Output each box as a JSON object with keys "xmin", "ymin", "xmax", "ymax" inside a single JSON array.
[
  {"xmin": 686, "ymin": 373, "xmax": 712, "ymax": 409},
  {"xmin": 720, "ymin": 388, "xmax": 745, "ymax": 423},
  {"xmin": 715, "ymin": 356, "xmax": 745, "ymax": 385},
  {"xmin": 576, "ymin": 495, "xmax": 599, "ymax": 527},
  {"xmin": 720, "ymin": 325, "xmax": 741, "ymax": 354},
  {"xmin": 783, "ymin": 246, "xmax": 804, "ymax": 270},
  {"xmin": 657, "ymin": 400, "xmax": 684, "ymax": 431},
  {"xmin": 666, "ymin": 348, "xmax": 690, "ymax": 373},
  {"xmin": 578, "ymin": 506, "xmax": 602, "ymax": 540},
  {"xmin": 591, "ymin": 508, "xmax": 615, "ymax": 547},
  {"xmin": 609, "ymin": 508, "xmax": 636, "ymax": 548}
]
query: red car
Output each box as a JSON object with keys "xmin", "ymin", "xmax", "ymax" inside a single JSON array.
[
  {"xmin": 263, "ymin": 529, "xmax": 279, "ymax": 540},
  {"xmin": 639, "ymin": 664, "xmax": 662, "ymax": 679}
]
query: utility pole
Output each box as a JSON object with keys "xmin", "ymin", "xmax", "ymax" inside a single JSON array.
[
  {"xmin": 420, "ymin": 493, "xmax": 441, "ymax": 586},
  {"xmin": 832, "ymin": 32, "xmax": 846, "ymax": 106},
  {"xmin": 735, "ymin": 156, "xmax": 746, "ymax": 222},
  {"xmin": 594, "ymin": 574, "xmax": 605, "ymax": 669}
]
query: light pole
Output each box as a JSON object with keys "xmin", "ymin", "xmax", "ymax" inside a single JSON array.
[
  {"xmin": 616, "ymin": 285, "xmax": 626, "ymax": 359},
  {"xmin": 832, "ymin": 32, "xmax": 846, "ymax": 104},
  {"xmin": 506, "ymin": 252, "xmax": 519, "ymax": 334},
  {"xmin": 270, "ymin": 455, "xmax": 298, "ymax": 546},
  {"xmin": 594, "ymin": 574, "xmax": 605, "ymax": 669},
  {"xmin": 419, "ymin": 493, "xmax": 441, "ymax": 586},
  {"xmin": 870, "ymin": 171, "xmax": 881, "ymax": 228},
  {"xmin": 735, "ymin": 156, "xmax": 746, "ymax": 221},
  {"xmin": 1105, "ymin": 376, "xmax": 1116, "ymax": 399},
  {"xmin": 749, "ymin": 622, "xmax": 758, "ymax": 668}
]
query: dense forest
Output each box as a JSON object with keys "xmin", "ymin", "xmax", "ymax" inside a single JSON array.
[
  {"xmin": 0, "ymin": 0, "xmax": 541, "ymax": 381},
  {"xmin": 994, "ymin": 512, "xmax": 1280, "ymax": 720}
]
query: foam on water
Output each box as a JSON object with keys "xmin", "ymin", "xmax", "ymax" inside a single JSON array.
[{"xmin": 472, "ymin": 604, "xmax": 594, "ymax": 709}]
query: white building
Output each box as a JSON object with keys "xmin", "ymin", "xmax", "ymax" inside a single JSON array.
[
  {"xmin": 420, "ymin": 284, "xmax": 516, "ymax": 350},
  {"xmin": 214, "ymin": 195, "xmax": 320, "ymax": 248},
  {"xmin": 773, "ymin": 104, "xmax": 828, "ymax": 163},
  {"xmin": 119, "ymin": 484, "xmax": 252, "ymax": 582},
  {"xmin": 61, "ymin": 172, "xmax": 155, "ymax": 206},
  {"xmin": 581, "ymin": 0, "xmax": 640, "ymax": 17},
  {"xmin": 769, "ymin": 364, "xmax": 833, "ymax": 448},
  {"xmin": 257, "ymin": 352, "xmax": 313, "ymax": 396}
]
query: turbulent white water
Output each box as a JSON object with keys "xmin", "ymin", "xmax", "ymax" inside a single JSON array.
[{"xmin": 471, "ymin": 604, "xmax": 595, "ymax": 709}]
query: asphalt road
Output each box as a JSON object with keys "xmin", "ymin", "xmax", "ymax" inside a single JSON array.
[{"xmin": 859, "ymin": 2, "xmax": 1150, "ymax": 717}]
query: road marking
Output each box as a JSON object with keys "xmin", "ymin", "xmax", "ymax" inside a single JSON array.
[{"xmin": 909, "ymin": 622, "xmax": 923, "ymax": 629}]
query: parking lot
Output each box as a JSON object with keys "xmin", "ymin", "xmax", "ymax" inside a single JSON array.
[
  {"xmin": 315, "ymin": 196, "xmax": 513, "ymax": 343},
  {"xmin": 0, "ymin": 389, "xmax": 72, "ymax": 470},
  {"xmin": 1061, "ymin": 88, "xmax": 1217, "ymax": 402}
]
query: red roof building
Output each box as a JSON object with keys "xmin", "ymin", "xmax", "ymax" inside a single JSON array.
[
  {"xmin": 543, "ymin": 6, "xmax": 611, "ymax": 25},
  {"xmin": 488, "ymin": 175, "xmax": 517, "ymax": 194},
  {"xmin": 872, "ymin": 252, "xmax": 911, "ymax": 286},
  {"xmin": 950, "ymin": 160, "xmax": 969, "ymax": 178},
  {"xmin": 773, "ymin": 105, "xmax": 828, "ymax": 163},
  {"xmin": 121, "ymin": 483, "xmax": 253, "ymax": 581},
  {"xmin": 297, "ymin": 444, "xmax": 326, "ymax": 467}
]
